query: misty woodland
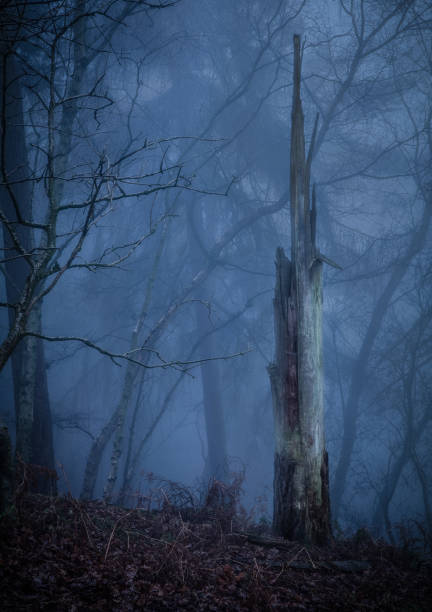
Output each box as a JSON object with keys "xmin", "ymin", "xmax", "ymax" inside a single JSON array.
[{"xmin": 0, "ymin": 1, "xmax": 432, "ymax": 610}]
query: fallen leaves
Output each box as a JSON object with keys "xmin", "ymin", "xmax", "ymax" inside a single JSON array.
[{"xmin": 0, "ymin": 494, "xmax": 431, "ymax": 610}]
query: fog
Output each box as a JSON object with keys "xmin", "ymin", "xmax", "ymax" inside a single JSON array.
[{"xmin": 1, "ymin": 0, "xmax": 431, "ymax": 543}]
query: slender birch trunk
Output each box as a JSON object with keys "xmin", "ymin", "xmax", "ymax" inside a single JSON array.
[
  {"xmin": 103, "ymin": 358, "xmax": 138, "ymax": 502},
  {"xmin": 102, "ymin": 219, "xmax": 170, "ymax": 502},
  {"xmin": 83, "ymin": 217, "xmax": 169, "ymax": 502}
]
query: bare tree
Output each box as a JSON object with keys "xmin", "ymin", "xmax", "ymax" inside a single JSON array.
[
  {"xmin": 269, "ymin": 36, "xmax": 333, "ymax": 545},
  {"xmin": 0, "ymin": 0, "xmax": 185, "ymax": 471}
]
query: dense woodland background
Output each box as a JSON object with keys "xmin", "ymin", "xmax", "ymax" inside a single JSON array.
[{"xmin": 1, "ymin": 0, "xmax": 431, "ymax": 546}]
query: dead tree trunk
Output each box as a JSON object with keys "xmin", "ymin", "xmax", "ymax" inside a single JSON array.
[{"xmin": 269, "ymin": 35, "xmax": 331, "ymax": 545}]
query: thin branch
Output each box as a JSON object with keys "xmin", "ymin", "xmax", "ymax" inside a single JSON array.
[{"xmin": 23, "ymin": 332, "xmax": 251, "ymax": 372}]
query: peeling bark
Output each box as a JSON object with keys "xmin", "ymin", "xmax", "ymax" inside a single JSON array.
[{"xmin": 269, "ymin": 35, "xmax": 331, "ymax": 545}]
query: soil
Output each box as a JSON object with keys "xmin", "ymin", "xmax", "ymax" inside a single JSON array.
[{"xmin": 1, "ymin": 493, "xmax": 431, "ymax": 611}]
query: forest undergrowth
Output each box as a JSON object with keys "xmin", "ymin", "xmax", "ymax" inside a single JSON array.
[{"xmin": 1, "ymin": 471, "xmax": 431, "ymax": 611}]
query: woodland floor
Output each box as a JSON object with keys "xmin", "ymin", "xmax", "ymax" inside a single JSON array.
[{"xmin": 1, "ymin": 491, "xmax": 431, "ymax": 611}]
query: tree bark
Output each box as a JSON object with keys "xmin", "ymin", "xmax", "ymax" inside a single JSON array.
[
  {"xmin": 116, "ymin": 219, "xmax": 170, "ymax": 503},
  {"xmin": 195, "ymin": 301, "xmax": 228, "ymax": 483},
  {"xmin": 0, "ymin": 51, "xmax": 56, "ymax": 490},
  {"xmin": 0, "ymin": 423, "xmax": 14, "ymax": 515},
  {"xmin": 80, "ymin": 407, "xmax": 119, "ymax": 500},
  {"xmin": 31, "ymin": 333, "xmax": 56, "ymax": 493},
  {"xmin": 103, "ymin": 357, "xmax": 139, "ymax": 502},
  {"xmin": 371, "ymin": 353, "xmax": 430, "ymax": 538},
  {"xmin": 331, "ymin": 197, "xmax": 432, "ymax": 519},
  {"xmin": 269, "ymin": 35, "xmax": 330, "ymax": 545},
  {"xmin": 187, "ymin": 193, "xmax": 228, "ymax": 484}
]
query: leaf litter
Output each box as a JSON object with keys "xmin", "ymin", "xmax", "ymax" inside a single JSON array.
[{"xmin": 1, "ymin": 485, "xmax": 431, "ymax": 611}]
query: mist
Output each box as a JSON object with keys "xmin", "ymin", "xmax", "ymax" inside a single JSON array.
[{"xmin": 1, "ymin": 0, "xmax": 431, "ymax": 549}]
